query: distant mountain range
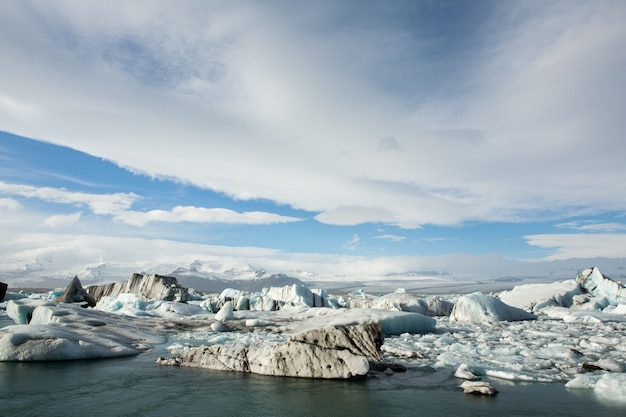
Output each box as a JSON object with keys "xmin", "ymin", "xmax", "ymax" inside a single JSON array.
[{"xmin": 2, "ymin": 256, "xmax": 625, "ymax": 293}]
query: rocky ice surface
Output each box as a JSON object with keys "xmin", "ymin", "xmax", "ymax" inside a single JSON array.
[
  {"xmin": 1, "ymin": 267, "xmax": 626, "ymax": 402},
  {"xmin": 159, "ymin": 324, "xmax": 386, "ymax": 379}
]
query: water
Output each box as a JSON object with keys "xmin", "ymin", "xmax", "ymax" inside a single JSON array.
[{"xmin": 1, "ymin": 351, "xmax": 622, "ymax": 417}]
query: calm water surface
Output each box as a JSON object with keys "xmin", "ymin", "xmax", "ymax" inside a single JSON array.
[{"xmin": 1, "ymin": 348, "xmax": 623, "ymax": 417}]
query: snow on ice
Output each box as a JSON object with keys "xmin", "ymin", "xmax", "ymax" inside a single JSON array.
[{"xmin": 1, "ymin": 268, "xmax": 626, "ymax": 403}]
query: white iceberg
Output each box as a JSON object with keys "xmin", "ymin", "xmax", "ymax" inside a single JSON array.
[
  {"xmin": 566, "ymin": 373, "xmax": 626, "ymax": 403},
  {"xmin": 450, "ymin": 292, "xmax": 536, "ymax": 322},
  {"xmin": 576, "ymin": 267, "xmax": 626, "ymax": 305},
  {"xmin": 497, "ymin": 280, "xmax": 583, "ymax": 312},
  {"xmin": 1, "ymin": 299, "xmax": 170, "ymax": 361}
]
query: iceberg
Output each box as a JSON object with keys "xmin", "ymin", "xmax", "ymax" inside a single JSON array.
[
  {"xmin": 88, "ymin": 273, "xmax": 190, "ymax": 303},
  {"xmin": 450, "ymin": 292, "xmax": 536, "ymax": 322},
  {"xmin": 576, "ymin": 267, "xmax": 626, "ymax": 305},
  {"xmin": 1, "ymin": 299, "xmax": 171, "ymax": 361},
  {"xmin": 497, "ymin": 280, "xmax": 583, "ymax": 312},
  {"xmin": 566, "ymin": 374, "xmax": 626, "ymax": 403},
  {"xmin": 54, "ymin": 276, "xmax": 96, "ymax": 307},
  {"xmin": 349, "ymin": 289, "xmax": 452, "ymax": 316},
  {"xmin": 0, "ymin": 324, "xmax": 139, "ymax": 361},
  {"xmin": 158, "ymin": 324, "xmax": 384, "ymax": 379},
  {"xmin": 460, "ymin": 380, "xmax": 498, "ymax": 396}
]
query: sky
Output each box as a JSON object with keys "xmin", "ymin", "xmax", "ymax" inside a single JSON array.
[{"xmin": 1, "ymin": 0, "xmax": 626, "ymax": 286}]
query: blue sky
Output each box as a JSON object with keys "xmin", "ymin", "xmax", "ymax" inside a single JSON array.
[{"xmin": 1, "ymin": 1, "xmax": 625, "ymax": 285}]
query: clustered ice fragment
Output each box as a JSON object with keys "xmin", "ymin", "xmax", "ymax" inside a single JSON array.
[{"xmin": 1, "ymin": 267, "xmax": 626, "ymax": 402}]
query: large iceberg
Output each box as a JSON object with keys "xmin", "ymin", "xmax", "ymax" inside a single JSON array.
[
  {"xmin": 54, "ymin": 276, "xmax": 96, "ymax": 307},
  {"xmin": 450, "ymin": 292, "xmax": 536, "ymax": 322},
  {"xmin": 576, "ymin": 267, "xmax": 626, "ymax": 305},
  {"xmin": 88, "ymin": 273, "xmax": 190, "ymax": 303},
  {"xmin": 497, "ymin": 280, "xmax": 583, "ymax": 312},
  {"xmin": 1, "ymin": 299, "xmax": 171, "ymax": 361},
  {"xmin": 566, "ymin": 373, "xmax": 626, "ymax": 403},
  {"xmin": 349, "ymin": 289, "xmax": 452, "ymax": 316},
  {"xmin": 158, "ymin": 324, "xmax": 385, "ymax": 379}
]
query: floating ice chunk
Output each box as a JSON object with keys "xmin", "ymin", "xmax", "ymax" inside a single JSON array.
[
  {"xmin": 454, "ymin": 363, "xmax": 480, "ymax": 380},
  {"xmin": 219, "ymin": 288, "xmax": 241, "ymax": 299},
  {"xmin": 450, "ymin": 293, "xmax": 536, "ymax": 322},
  {"xmin": 542, "ymin": 307, "xmax": 626, "ymax": 323},
  {"xmin": 168, "ymin": 324, "xmax": 381, "ymax": 379},
  {"xmin": 609, "ymin": 304, "xmax": 626, "ymax": 315},
  {"xmin": 350, "ymin": 291, "xmax": 453, "ymax": 316},
  {"xmin": 1, "ymin": 292, "xmax": 28, "ymax": 302},
  {"xmin": 584, "ymin": 359, "xmax": 624, "ymax": 372},
  {"xmin": 245, "ymin": 319, "xmax": 273, "ymax": 327},
  {"xmin": 565, "ymin": 374, "xmax": 599, "ymax": 390},
  {"xmin": 375, "ymin": 310, "xmax": 437, "ymax": 335},
  {"xmin": 460, "ymin": 381, "xmax": 497, "ymax": 395},
  {"xmin": 2, "ymin": 299, "xmax": 169, "ymax": 361},
  {"xmin": 150, "ymin": 301, "xmax": 206, "ymax": 318},
  {"xmin": 216, "ymin": 301, "xmax": 235, "ymax": 321},
  {"xmin": 235, "ymin": 296, "xmax": 250, "ymax": 311},
  {"xmin": 497, "ymin": 280, "xmax": 582, "ymax": 312},
  {"xmin": 272, "ymin": 307, "xmax": 436, "ymax": 336},
  {"xmin": 95, "ymin": 293, "xmax": 152, "ymax": 317},
  {"xmin": 573, "ymin": 296, "xmax": 610, "ymax": 311},
  {"xmin": 211, "ymin": 322, "xmax": 232, "ymax": 332},
  {"xmin": 486, "ymin": 369, "xmax": 544, "ymax": 382},
  {"xmin": 566, "ymin": 373, "xmax": 626, "ymax": 403},
  {"xmin": 0, "ymin": 324, "xmax": 139, "ymax": 361},
  {"xmin": 577, "ymin": 267, "xmax": 626, "ymax": 305},
  {"xmin": 264, "ymin": 284, "xmax": 324, "ymax": 308},
  {"xmin": 6, "ymin": 300, "xmax": 55, "ymax": 324}
]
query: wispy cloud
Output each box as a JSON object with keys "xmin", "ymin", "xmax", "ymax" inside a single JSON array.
[
  {"xmin": 373, "ymin": 234, "xmax": 406, "ymax": 242},
  {"xmin": 422, "ymin": 237, "xmax": 458, "ymax": 243},
  {"xmin": 0, "ymin": 181, "xmax": 302, "ymax": 227},
  {"xmin": 525, "ymin": 233, "xmax": 626, "ymax": 260},
  {"xmin": 0, "ymin": 181, "xmax": 137, "ymax": 215},
  {"xmin": 0, "ymin": 197, "xmax": 22, "ymax": 211},
  {"xmin": 114, "ymin": 206, "xmax": 302, "ymax": 227},
  {"xmin": 341, "ymin": 234, "xmax": 360, "ymax": 251},
  {"xmin": 43, "ymin": 212, "xmax": 82, "ymax": 228},
  {"xmin": 557, "ymin": 221, "xmax": 626, "ymax": 233}
]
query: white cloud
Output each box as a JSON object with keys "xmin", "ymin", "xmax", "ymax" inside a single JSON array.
[
  {"xmin": 341, "ymin": 234, "xmax": 360, "ymax": 251},
  {"xmin": 0, "ymin": 181, "xmax": 137, "ymax": 214},
  {"xmin": 0, "ymin": 197, "xmax": 22, "ymax": 211},
  {"xmin": 315, "ymin": 206, "xmax": 404, "ymax": 227},
  {"xmin": 0, "ymin": 1, "xmax": 625, "ymax": 230},
  {"xmin": 43, "ymin": 212, "xmax": 82, "ymax": 228},
  {"xmin": 557, "ymin": 221, "xmax": 626, "ymax": 233},
  {"xmin": 373, "ymin": 234, "xmax": 406, "ymax": 242},
  {"xmin": 525, "ymin": 233, "xmax": 626, "ymax": 260},
  {"xmin": 114, "ymin": 205, "xmax": 302, "ymax": 227},
  {"xmin": 0, "ymin": 182, "xmax": 300, "ymax": 227},
  {"xmin": 422, "ymin": 237, "xmax": 457, "ymax": 243}
]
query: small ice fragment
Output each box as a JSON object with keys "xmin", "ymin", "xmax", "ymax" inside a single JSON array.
[
  {"xmin": 454, "ymin": 363, "xmax": 480, "ymax": 380},
  {"xmin": 215, "ymin": 301, "xmax": 235, "ymax": 321},
  {"xmin": 460, "ymin": 381, "xmax": 498, "ymax": 396}
]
